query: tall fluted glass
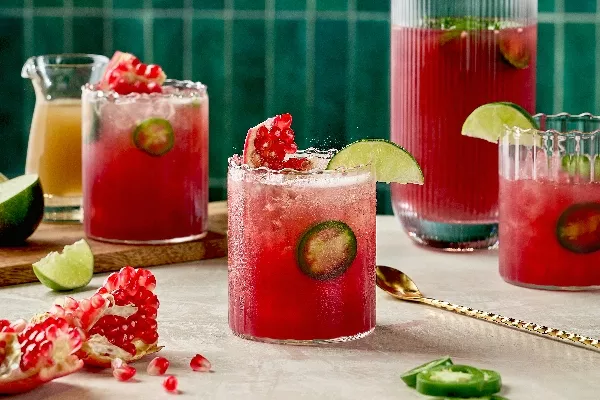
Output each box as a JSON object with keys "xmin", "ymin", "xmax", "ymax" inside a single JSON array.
[{"xmin": 390, "ymin": 0, "xmax": 537, "ymax": 251}]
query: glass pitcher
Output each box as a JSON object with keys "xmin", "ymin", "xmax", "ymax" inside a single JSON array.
[
  {"xmin": 390, "ymin": 0, "xmax": 537, "ymax": 251},
  {"xmin": 22, "ymin": 54, "xmax": 108, "ymax": 222}
]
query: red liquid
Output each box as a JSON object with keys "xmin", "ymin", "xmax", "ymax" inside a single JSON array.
[
  {"xmin": 391, "ymin": 24, "xmax": 536, "ymax": 223},
  {"xmin": 499, "ymin": 178, "xmax": 600, "ymax": 288},
  {"xmin": 228, "ymin": 167, "xmax": 376, "ymax": 341},
  {"xmin": 82, "ymin": 97, "xmax": 209, "ymax": 243}
]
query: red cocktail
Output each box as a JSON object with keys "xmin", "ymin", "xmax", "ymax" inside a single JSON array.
[
  {"xmin": 82, "ymin": 52, "xmax": 209, "ymax": 244},
  {"xmin": 499, "ymin": 114, "xmax": 600, "ymax": 289},
  {"xmin": 390, "ymin": 7, "xmax": 537, "ymax": 250}
]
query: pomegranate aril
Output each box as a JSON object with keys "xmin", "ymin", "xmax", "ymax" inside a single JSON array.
[
  {"xmin": 190, "ymin": 354, "xmax": 211, "ymax": 372},
  {"xmin": 147, "ymin": 356, "xmax": 170, "ymax": 376},
  {"xmin": 163, "ymin": 376, "xmax": 178, "ymax": 393},
  {"xmin": 113, "ymin": 364, "xmax": 137, "ymax": 382}
]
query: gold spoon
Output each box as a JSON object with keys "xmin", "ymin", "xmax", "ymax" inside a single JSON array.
[{"xmin": 376, "ymin": 265, "xmax": 600, "ymax": 353}]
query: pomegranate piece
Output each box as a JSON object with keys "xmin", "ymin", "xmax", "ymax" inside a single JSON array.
[
  {"xmin": 147, "ymin": 356, "xmax": 170, "ymax": 376},
  {"xmin": 190, "ymin": 354, "xmax": 211, "ymax": 372},
  {"xmin": 100, "ymin": 51, "xmax": 166, "ymax": 95},
  {"xmin": 243, "ymin": 113, "xmax": 312, "ymax": 171},
  {"xmin": 163, "ymin": 375, "xmax": 178, "ymax": 393},
  {"xmin": 111, "ymin": 358, "xmax": 137, "ymax": 382},
  {"xmin": 49, "ymin": 266, "xmax": 161, "ymax": 368},
  {"xmin": 0, "ymin": 317, "xmax": 83, "ymax": 394}
]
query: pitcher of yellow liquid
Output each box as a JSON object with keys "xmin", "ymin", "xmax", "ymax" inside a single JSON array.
[{"xmin": 22, "ymin": 54, "xmax": 108, "ymax": 222}]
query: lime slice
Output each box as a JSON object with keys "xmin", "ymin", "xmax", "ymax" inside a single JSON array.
[
  {"xmin": 0, "ymin": 174, "xmax": 44, "ymax": 245},
  {"xmin": 0, "ymin": 173, "xmax": 8, "ymax": 183},
  {"xmin": 461, "ymin": 102, "xmax": 538, "ymax": 143},
  {"xmin": 326, "ymin": 139, "xmax": 424, "ymax": 184},
  {"xmin": 32, "ymin": 239, "xmax": 94, "ymax": 291}
]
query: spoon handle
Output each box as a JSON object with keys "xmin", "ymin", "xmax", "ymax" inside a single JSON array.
[{"xmin": 420, "ymin": 297, "xmax": 600, "ymax": 352}]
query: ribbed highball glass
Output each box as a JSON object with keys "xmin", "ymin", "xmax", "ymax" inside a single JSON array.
[{"xmin": 390, "ymin": 0, "xmax": 538, "ymax": 251}]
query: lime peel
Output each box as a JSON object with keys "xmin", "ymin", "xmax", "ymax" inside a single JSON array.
[
  {"xmin": 326, "ymin": 139, "xmax": 424, "ymax": 184},
  {"xmin": 33, "ymin": 239, "xmax": 94, "ymax": 291}
]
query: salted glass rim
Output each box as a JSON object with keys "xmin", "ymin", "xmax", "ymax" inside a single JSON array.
[
  {"xmin": 228, "ymin": 148, "xmax": 374, "ymax": 177},
  {"xmin": 506, "ymin": 112, "xmax": 600, "ymax": 138},
  {"xmin": 83, "ymin": 79, "xmax": 208, "ymax": 101}
]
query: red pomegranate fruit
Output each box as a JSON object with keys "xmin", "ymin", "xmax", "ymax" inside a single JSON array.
[
  {"xmin": 243, "ymin": 113, "xmax": 312, "ymax": 171},
  {"xmin": 48, "ymin": 266, "xmax": 161, "ymax": 368},
  {"xmin": 0, "ymin": 317, "xmax": 83, "ymax": 394},
  {"xmin": 100, "ymin": 51, "xmax": 166, "ymax": 95}
]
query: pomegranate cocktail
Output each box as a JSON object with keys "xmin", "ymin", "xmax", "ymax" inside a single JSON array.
[
  {"xmin": 499, "ymin": 114, "xmax": 600, "ymax": 290},
  {"xmin": 391, "ymin": 12, "xmax": 537, "ymax": 249},
  {"xmin": 228, "ymin": 114, "xmax": 423, "ymax": 343},
  {"xmin": 82, "ymin": 52, "xmax": 209, "ymax": 244}
]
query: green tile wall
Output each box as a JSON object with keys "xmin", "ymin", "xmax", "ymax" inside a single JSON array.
[{"xmin": 0, "ymin": 0, "xmax": 599, "ymax": 215}]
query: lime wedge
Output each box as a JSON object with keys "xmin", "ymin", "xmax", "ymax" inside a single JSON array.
[
  {"xmin": 326, "ymin": 139, "xmax": 424, "ymax": 184},
  {"xmin": 32, "ymin": 239, "xmax": 94, "ymax": 291},
  {"xmin": 461, "ymin": 102, "xmax": 538, "ymax": 143},
  {"xmin": 0, "ymin": 174, "xmax": 44, "ymax": 245}
]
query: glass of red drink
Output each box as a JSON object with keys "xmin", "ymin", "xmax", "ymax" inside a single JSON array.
[
  {"xmin": 82, "ymin": 80, "xmax": 209, "ymax": 244},
  {"xmin": 499, "ymin": 113, "xmax": 600, "ymax": 290},
  {"xmin": 390, "ymin": 0, "xmax": 537, "ymax": 251},
  {"xmin": 227, "ymin": 151, "xmax": 377, "ymax": 343}
]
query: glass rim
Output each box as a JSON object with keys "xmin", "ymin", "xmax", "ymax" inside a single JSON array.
[
  {"xmin": 507, "ymin": 112, "xmax": 600, "ymax": 137},
  {"xmin": 83, "ymin": 79, "xmax": 208, "ymax": 101},
  {"xmin": 228, "ymin": 149, "xmax": 374, "ymax": 177},
  {"xmin": 24, "ymin": 53, "xmax": 109, "ymax": 67}
]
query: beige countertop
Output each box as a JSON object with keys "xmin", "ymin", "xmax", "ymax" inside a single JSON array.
[{"xmin": 2, "ymin": 216, "xmax": 599, "ymax": 399}]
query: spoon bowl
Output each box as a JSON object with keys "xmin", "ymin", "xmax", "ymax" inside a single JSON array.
[{"xmin": 376, "ymin": 265, "xmax": 423, "ymax": 300}]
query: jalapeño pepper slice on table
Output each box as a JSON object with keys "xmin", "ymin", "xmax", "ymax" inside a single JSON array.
[
  {"xmin": 400, "ymin": 356, "xmax": 453, "ymax": 388},
  {"xmin": 416, "ymin": 364, "xmax": 485, "ymax": 398}
]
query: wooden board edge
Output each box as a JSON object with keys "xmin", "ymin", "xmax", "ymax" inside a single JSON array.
[{"xmin": 0, "ymin": 235, "xmax": 227, "ymax": 288}]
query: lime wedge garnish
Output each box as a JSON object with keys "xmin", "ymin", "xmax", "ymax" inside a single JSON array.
[
  {"xmin": 326, "ymin": 139, "xmax": 424, "ymax": 184},
  {"xmin": 462, "ymin": 102, "xmax": 538, "ymax": 143},
  {"xmin": 32, "ymin": 239, "xmax": 94, "ymax": 291},
  {"xmin": 0, "ymin": 174, "xmax": 44, "ymax": 245}
]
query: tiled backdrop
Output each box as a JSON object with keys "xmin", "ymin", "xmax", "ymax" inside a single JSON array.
[{"xmin": 0, "ymin": 0, "xmax": 598, "ymax": 214}]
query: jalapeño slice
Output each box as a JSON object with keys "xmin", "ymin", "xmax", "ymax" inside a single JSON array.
[
  {"xmin": 401, "ymin": 356, "xmax": 453, "ymax": 388},
  {"xmin": 556, "ymin": 202, "xmax": 600, "ymax": 254},
  {"xmin": 499, "ymin": 30, "xmax": 530, "ymax": 69},
  {"xmin": 296, "ymin": 220, "xmax": 357, "ymax": 281},
  {"xmin": 481, "ymin": 369, "xmax": 502, "ymax": 395},
  {"xmin": 416, "ymin": 364, "xmax": 485, "ymax": 398},
  {"xmin": 132, "ymin": 118, "xmax": 175, "ymax": 156}
]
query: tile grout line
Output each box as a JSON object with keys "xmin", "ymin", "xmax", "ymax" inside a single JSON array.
[
  {"xmin": 183, "ymin": 0, "xmax": 193, "ymax": 80},
  {"xmin": 597, "ymin": 0, "xmax": 600, "ymax": 112},
  {"xmin": 346, "ymin": 0, "xmax": 357, "ymax": 141},
  {"xmin": 223, "ymin": 0, "xmax": 234, "ymax": 149},
  {"xmin": 0, "ymin": 7, "xmax": 389, "ymax": 21},
  {"xmin": 553, "ymin": 0, "xmax": 565, "ymax": 112},
  {"xmin": 63, "ymin": 0, "xmax": 74, "ymax": 53},
  {"xmin": 265, "ymin": 0, "xmax": 275, "ymax": 116},
  {"xmin": 103, "ymin": 0, "xmax": 113, "ymax": 55},
  {"xmin": 23, "ymin": 0, "xmax": 33, "ymax": 57},
  {"xmin": 143, "ymin": 0, "xmax": 154, "ymax": 62},
  {"xmin": 305, "ymin": 0, "xmax": 316, "ymax": 138}
]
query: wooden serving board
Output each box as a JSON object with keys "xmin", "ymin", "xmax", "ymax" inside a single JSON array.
[{"xmin": 0, "ymin": 201, "xmax": 228, "ymax": 287}]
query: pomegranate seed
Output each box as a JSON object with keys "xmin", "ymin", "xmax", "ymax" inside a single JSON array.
[
  {"xmin": 190, "ymin": 354, "xmax": 211, "ymax": 372},
  {"xmin": 162, "ymin": 375, "xmax": 178, "ymax": 393},
  {"xmin": 147, "ymin": 356, "xmax": 170, "ymax": 376},
  {"xmin": 112, "ymin": 359, "xmax": 136, "ymax": 382}
]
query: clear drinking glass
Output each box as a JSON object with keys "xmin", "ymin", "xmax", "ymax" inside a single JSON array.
[
  {"xmin": 227, "ymin": 152, "xmax": 376, "ymax": 344},
  {"xmin": 22, "ymin": 54, "xmax": 108, "ymax": 222},
  {"xmin": 390, "ymin": 0, "xmax": 537, "ymax": 251},
  {"xmin": 499, "ymin": 113, "xmax": 600, "ymax": 290},
  {"xmin": 81, "ymin": 80, "xmax": 209, "ymax": 244}
]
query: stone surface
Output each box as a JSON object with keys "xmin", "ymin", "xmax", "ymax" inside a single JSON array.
[{"xmin": 2, "ymin": 216, "xmax": 600, "ymax": 399}]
